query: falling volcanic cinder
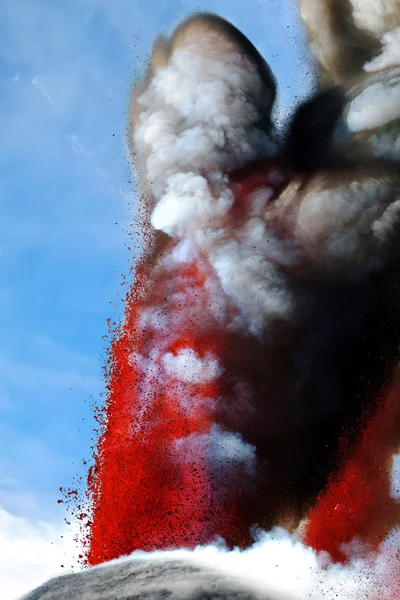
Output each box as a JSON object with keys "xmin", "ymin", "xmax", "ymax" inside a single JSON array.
[{"xmin": 84, "ymin": 7, "xmax": 400, "ymax": 583}]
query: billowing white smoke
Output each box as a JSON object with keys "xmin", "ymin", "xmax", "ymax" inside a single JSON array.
[
  {"xmin": 132, "ymin": 23, "xmax": 295, "ymax": 337},
  {"xmin": 137, "ymin": 525, "xmax": 400, "ymax": 600},
  {"xmin": 340, "ymin": 64, "xmax": 400, "ymax": 164},
  {"xmin": 134, "ymin": 30, "xmax": 276, "ymax": 199},
  {"xmin": 57, "ymin": 520, "xmax": 397, "ymax": 600},
  {"xmin": 132, "ymin": 16, "xmax": 400, "ymax": 337},
  {"xmin": 173, "ymin": 424, "xmax": 257, "ymax": 476},
  {"xmin": 350, "ymin": 0, "xmax": 400, "ymax": 39},
  {"xmin": 346, "ymin": 74, "xmax": 400, "ymax": 131},
  {"xmin": 162, "ymin": 349, "xmax": 222, "ymax": 384},
  {"xmin": 364, "ymin": 27, "xmax": 400, "ymax": 71},
  {"xmin": 292, "ymin": 175, "xmax": 400, "ymax": 274}
]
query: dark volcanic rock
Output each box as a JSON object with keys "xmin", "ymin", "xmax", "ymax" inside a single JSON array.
[{"xmin": 22, "ymin": 556, "xmax": 272, "ymax": 600}]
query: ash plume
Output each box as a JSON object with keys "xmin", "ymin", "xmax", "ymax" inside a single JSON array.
[{"xmin": 83, "ymin": 7, "xmax": 400, "ymax": 599}]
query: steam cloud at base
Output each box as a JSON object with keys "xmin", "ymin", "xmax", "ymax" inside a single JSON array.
[
  {"xmin": 24, "ymin": 525, "xmax": 400, "ymax": 599},
  {"xmin": 58, "ymin": 4, "xmax": 400, "ymax": 599}
]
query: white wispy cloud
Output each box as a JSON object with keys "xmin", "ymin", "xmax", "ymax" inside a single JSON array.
[
  {"xmin": 67, "ymin": 134, "xmax": 94, "ymax": 159},
  {"xmin": 31, "ymin": 76, "xmax": 54, "ymax": 105},
  {"xmin": 0, "ymin": 502, "xmax": 81, "ymax": 600}
]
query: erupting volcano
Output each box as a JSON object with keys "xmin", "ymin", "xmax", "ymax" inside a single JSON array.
[{"xmin": 81, "ymin": 8, "xmax": 400, "ymax": 597}]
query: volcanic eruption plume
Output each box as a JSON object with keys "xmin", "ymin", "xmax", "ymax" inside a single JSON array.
[{"xmin": 83, "ymin": 6, "xmax": 400, "ymax": 591}]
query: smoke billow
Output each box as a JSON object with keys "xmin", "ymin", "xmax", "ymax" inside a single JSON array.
[
  {"xmin": 24, "ymin": 524, "xmax": 400, "ymax": 600},
  {"xmin": 81, "ymin": 6, "xmax": 400, "ymax": 599}
]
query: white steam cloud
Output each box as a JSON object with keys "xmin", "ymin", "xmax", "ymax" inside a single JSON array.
[
  {"xmin": 364, "ymin": 28, "xmax": 400, "ymax": 71},
  {"xmin": 350, "ymin": 0, "xmax": 400, "ymax": 38},
  {"xmin": 150, "ymin": 526, "xmax": 400, "ymax": 600},
  {"xmin": 132, "ymin": 15, "xmax": 400, "ymax": 340},
  {"xmin": 173, "ymin": 424, "xmax": 257, "ymax": 473},
  {"xmin": 26, "ymin": 524, "xmax": 400, "ymax": 600},
  {"xmin": 132, "ymin": 22, "xmax": 293, "ymax": 337},
  {"xmin": 0, "ymin": 503, "xmax": 81, "ymax": 600},
  {"xmin": 347, "ymin": 75, "xmax": 400, "ymax": 132},
  {"xmin": 163, "ymin": 348, "xmax": 222, "ymax": 384}
]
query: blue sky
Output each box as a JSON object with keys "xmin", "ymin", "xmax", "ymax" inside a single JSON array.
[{"xmin": 0, "ymin": 0, "xmax": 314, "ymax": 597}]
